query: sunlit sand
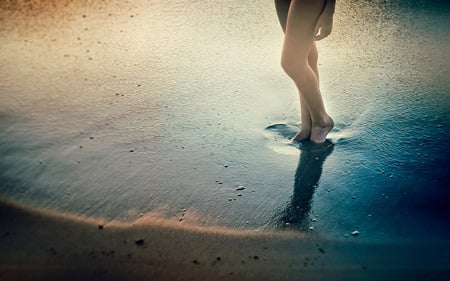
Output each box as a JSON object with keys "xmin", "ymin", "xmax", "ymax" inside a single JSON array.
[{"xmin": 1, "ymin": 0, "xmax": 449, "ymax": 280}]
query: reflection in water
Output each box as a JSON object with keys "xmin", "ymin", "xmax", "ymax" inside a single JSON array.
[{"xmin": 276, "ymin": 141, "xmax": 334, "ymax": 230}]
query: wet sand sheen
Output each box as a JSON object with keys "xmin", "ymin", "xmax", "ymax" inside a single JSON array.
[
  {"xmin": 1, "ymin": 200, "xmax": 449, "ymax": 281},
  {"xmin": 1, "ymin": 0, "xmax": 449, "ymax": 239},
  {"xmin": 1, "ymin": 0, "xmax": 450, "ymax": 279}
]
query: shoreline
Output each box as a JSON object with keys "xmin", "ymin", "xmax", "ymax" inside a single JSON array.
[
  {"xmin": 1, "ymin": 1, "xmax": 449, "ymax": 279},
  {"xmin": 1, "ymin": 200, "xmax": 448, "ymax": 281}
]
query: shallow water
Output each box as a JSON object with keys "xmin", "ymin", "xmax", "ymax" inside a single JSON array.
[{"xmin": 1, "ymin": 0, "xmax": 449, "ymax": 242}]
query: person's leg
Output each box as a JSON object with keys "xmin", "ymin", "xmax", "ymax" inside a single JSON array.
[
  {"xmin": 308, "ymin": 42, "xmax": 319, "ymax": 80},
  {"xmin": 276, "ymin": 0, "xmax": 320, "ymax": 141},
  {"xmin": 276, "ymin": 0, "xmax": 319, "ymax": 77},
  {"xmin": 294, "ymin": 43, "xmax": 319, "ymax": 141},
  {"xmin": 281, "ymin": 0, "xmax": 333, "ymax": 143}
]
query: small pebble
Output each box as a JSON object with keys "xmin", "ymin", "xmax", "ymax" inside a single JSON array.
[
  {"xmin": 235, "ymin": 185, "xmax": 246, "ymax": 191},
  {"xmin": 309, "ymin": 226, "xmax": 314, "ymax": 231},
  {"xmin": 351, "ymin": 230, "xmax": 360, "ymax": 236},
  {"xmin": 311, "ymin": 218, "xmax": 318, "ymax": 222}
]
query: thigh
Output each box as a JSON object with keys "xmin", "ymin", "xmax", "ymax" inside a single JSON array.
[{"xmin": 283, "ymin": 0, "xmax": 326, "ymax": 59}]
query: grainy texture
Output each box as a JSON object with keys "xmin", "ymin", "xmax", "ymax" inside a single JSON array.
[{"xmin": 1, "ymin": 201, "xmax": 449, "ymax": 281}]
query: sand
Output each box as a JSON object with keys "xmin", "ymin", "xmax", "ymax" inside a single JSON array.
[
  {"xmin": 0, "ymin": 200, "xmax": 449, "ymax": 281},
  {"xmin": 1, "ymin": 0, "xmax": 450, "ymax": 279},
  {"xmin": 1, "ymin": 0, "xmax": 449, "ymax": 241}
]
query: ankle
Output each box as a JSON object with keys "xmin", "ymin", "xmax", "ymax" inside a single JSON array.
[{"xmin": 312, "ymin": 115, "xmax": 332, "ymax": 127}]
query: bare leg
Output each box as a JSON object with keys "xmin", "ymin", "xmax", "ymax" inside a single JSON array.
[
  {"xmin": 276, "ymin": 0, "xmax": 311, "ymax": 141},
  {"xmin": 281, "ymin": 0, "xmax": 333, "ymax": 143},
  {"xmin": 292, "ymin": 42, "xmax": 319, "ymax": 142}
]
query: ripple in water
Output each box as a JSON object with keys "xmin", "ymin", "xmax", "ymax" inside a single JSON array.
[{"xmin": 264, "ymin": 122, "xmax": 357, "ymax": 154}]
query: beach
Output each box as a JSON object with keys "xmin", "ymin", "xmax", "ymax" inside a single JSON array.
[
  {"xmin": 1, "ymin": 200, "xmax": 449, "ymax": 281},
  {"xmin": 1, "ymin": 0, "xmax": 449, "ymax": 279}
]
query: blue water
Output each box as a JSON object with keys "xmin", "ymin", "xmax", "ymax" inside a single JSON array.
[{"xmin": 0, "ymin": 0, "xmax": 449, "ymax": 242}]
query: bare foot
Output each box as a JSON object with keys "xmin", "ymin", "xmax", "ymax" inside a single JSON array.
[
  {"xmin": 290, "ymin": 129, "xmax": 311, "ymax": 142},
  {"xmin": 310, "ymin": 115, "xmax": 334, "ymax": 143}
]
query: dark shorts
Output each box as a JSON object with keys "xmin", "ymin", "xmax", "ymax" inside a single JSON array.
[{"xmin": 275, "ymin": 0, "xmax": 292, "ymax": 32}]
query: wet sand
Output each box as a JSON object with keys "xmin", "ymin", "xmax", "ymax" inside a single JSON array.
[
  {"xmin": 1, "ymin": 200, "xmax": 449, "ymax": 281},
  {"xmin": 1, "ymin": 0, "xmax": 450, "ymax": 279},
  {"xmin": 1, "ymin": 0, "xmax": 449, "ymax": 240}
]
